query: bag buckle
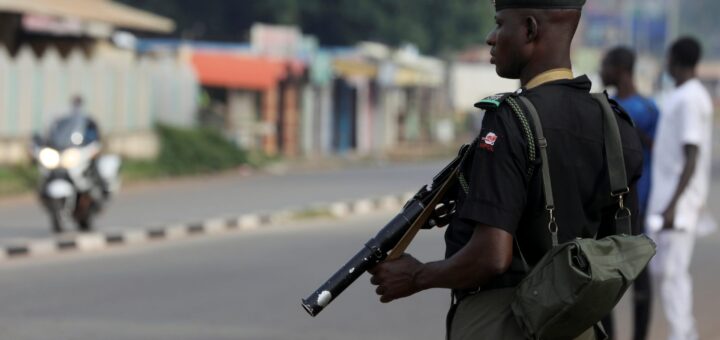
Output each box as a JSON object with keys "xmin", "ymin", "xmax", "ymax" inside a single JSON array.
[
  {"xmin": 612, "ymin": 188, "xmax": 631, "ymax": 216},
  {"xmin": 615, "ymin": 206, "xmax": 632, "ymax": 221},
  {"xmin": 547, "ymin": 207, "xmax": 559, "ymax": 247},
  {"xmin": 611, "ymin": 187, "xmax": 630, "ymax": 199},
  {"xmin": 612, "ymin": 188, "xmax": 633, "ymax": 235}
]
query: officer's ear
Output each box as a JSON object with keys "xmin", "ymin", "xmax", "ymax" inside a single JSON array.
[{"xmin": 525, "ymin": 15, "xmax": 539, "ymax": 43}]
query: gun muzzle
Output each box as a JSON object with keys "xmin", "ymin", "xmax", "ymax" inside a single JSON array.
[{"xmin": 301, "ymin": 200, "xmax": 425, "ymax": 317}]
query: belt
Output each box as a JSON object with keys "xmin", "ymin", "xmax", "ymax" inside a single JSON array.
[{"xmin": 451, "ymin": 271, "xmax": 526, "ymax": 303}]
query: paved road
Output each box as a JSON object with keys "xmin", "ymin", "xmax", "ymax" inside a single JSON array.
[
  {"xmin": 0, "ymin": 213, "xmax": 450, "ymax": 340},
  {"xmin": 0, "ymin": 160, "xmax": 446, "ymax": 241},
  {"xmin": 0, "ymin": 211, "xmax": 718, "ymax": 340}
]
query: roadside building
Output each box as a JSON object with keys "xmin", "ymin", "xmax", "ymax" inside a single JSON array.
[
  {"xmin": 331, "ymin": 49, "xmax": 377, "ymax": 154},
  {"xmin": 0, "ymin": 0, "xmax": 196, "ymax": 165},
  {"xmin": 190, "ymin": 50, "xmax": 304, "ymax": 156},
  {"xmin": 329, "ymin": 42, "xmax": 455, "ymax": 155},
  {"xmin": 149, "ymin": 24, "xmax": 462, "ymax": 160},
  {"xmin": 391, "ymin": 45, "xmax": 451, "ymax": 145},
  {"xmin": 450, "ymin": 46, "xmax": 519, "ymax": 136},
  {"xmin": 301, "ymin": 47, "xmax": 334, "ymax": 157},
  {"xmin": 0, "ymin": 0, "xmax": 173, "ymax": 56}
]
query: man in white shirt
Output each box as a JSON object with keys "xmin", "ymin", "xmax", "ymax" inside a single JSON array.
[{"xmin": 646, "ymin": 37, "xmax": 714, "ymax": 340}]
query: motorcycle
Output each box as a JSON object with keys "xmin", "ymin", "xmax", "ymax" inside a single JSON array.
[{"xmin": 31, "ymin": 115, "xmax": 121, "ymax": 233}]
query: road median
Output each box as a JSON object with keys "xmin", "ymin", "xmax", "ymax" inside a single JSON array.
[{"xmin": 0, "ymin": 191, "xmax": 415, "ymax": 262}]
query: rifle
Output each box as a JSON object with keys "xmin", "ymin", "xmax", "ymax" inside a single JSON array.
[{"xmin": 301, "ymin": 143, "xmax": 472, "ymax": 317}]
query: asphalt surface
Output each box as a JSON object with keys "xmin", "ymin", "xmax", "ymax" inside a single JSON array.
[
  {"xmin": 0, "ymin": 156, "xmax": 719, "ymax": 339},
  {"xmin": 0, "ymin": 213, "xmax": 450, "ymax": 340},
  {"xmin": 0, "ymin": 160, "xmax": 446, "ymax": 242},
  {"xmin": 0, "ymin": 211, "xmax": 718, "ymax": 340}
]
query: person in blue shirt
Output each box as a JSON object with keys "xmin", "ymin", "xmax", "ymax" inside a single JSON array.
[{"xmin": 600, "ymin": 46, "xmax": 659, "ymax": 340}]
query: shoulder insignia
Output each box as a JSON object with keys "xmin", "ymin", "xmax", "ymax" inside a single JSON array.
[{"xmin": 474, "ymin": 93, "xmax": 512, "ymax": 111}]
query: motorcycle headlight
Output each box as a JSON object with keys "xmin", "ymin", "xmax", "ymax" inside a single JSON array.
[
  {"xmin": 61, "ymin": 148, "xmax": 82, "ymax": 169},
  {"xmin": 38, "ymin": 148, "xmax": 61, "ymax": 169}
]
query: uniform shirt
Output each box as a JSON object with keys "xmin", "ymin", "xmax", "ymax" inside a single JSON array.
[
  {"xmin": 614, "ymin": 95, "xmax": 659, "ymax": 214},
  {"xmin": 647, "ymin": 79, "xmax": 714, "ymax": 233},
  {"xmin": 444, "ymin": 76, "xmax": 644, "ymax": 284}
]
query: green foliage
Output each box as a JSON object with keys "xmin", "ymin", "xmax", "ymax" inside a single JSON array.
[
  {"xmin": 154, "ymin": 124, "xmax": 249, "ymax": 175},
  {"xmin": 116, "ymin": 0, "xmax": 495, "ymax": 54},
  {"xmin": 0, "ymin": 165, "xmax": 37, "ymax": 196}
]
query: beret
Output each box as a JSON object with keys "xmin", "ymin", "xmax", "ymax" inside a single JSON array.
[{"xmin": 494, "ymin": 0, "xmax": 586, "ymax": 10}]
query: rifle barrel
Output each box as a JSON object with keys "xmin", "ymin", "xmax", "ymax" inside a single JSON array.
[{"xmin": 301, "ymin": 200, "xmax": 425, "ymax": 317}]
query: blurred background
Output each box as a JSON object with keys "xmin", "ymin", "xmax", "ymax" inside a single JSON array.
[
  {"xmin": 0, "ymin": 0, "xmax": 717, "ymax": 172},
  {"xmin": 0, "ymin": 1, "xmax": 716, "ymax": 339}
]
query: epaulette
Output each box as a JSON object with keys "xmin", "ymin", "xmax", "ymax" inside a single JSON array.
[
  {"xmin": 473, "ymin": 92, "xmax": 538, "ymax": 177},
  {"xmin": 607, "ymin": 97, "xmax": 636, "ymax": 127},
  {"xmin": 474, "ymin": 93, "xmax": 513, "ymax": 111}
]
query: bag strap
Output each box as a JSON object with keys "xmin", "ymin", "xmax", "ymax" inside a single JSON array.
[
  {"xmin": 513, "ymin": 96, "xmax": 559, "ymax": 246},
  {"xmin": 515, "ymin": 93, "xmax": 633, "ymax": 246},
  {"xmin": 591, "ymin": 93, "xmax": 633, "ymax": 235}
]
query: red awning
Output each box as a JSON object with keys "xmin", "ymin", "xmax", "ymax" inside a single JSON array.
[{"xmin": 191, "ymin": 52, "xmax": 304, "ymax": 91}]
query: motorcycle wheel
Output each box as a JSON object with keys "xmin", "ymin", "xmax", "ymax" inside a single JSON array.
[
  {"xmin": 51, "ymin": 213, "xmax": 64, "ymax": 234},
  {"xmin": 74, "ymin": 193, "xmax": 94, "ymax": 232},
  {"xmin": 78, "ymin": 218, "xmax": 93, "ymax": 232},
  {"xmin": 50, "ymin": 198, "xmax": 71, "ymax": 234}
]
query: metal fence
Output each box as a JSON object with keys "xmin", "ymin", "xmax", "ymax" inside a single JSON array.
[{"xmin": 0, "ymin": 46, "xmax": 198, "ymax": 138}]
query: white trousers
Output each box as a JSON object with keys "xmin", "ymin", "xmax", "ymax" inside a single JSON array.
[{"xmin": 650, "ymin": 230, "xmax": 698, "ymax": 340}]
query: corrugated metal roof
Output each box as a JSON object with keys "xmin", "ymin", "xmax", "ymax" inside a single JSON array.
[
  {"xmin": 191, "ymin": 52, "xmax": 286, "ymax": 91},
  {"xmin": 192, "ymin": 50, "xmax": 306, "ymax": 90},
  {"xmin": 0, "ymin": 0, "xmax": 175, "ymax": 33}
]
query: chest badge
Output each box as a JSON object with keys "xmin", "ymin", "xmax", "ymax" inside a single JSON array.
[
  {"xmin": 479, "ymin": 131, "xmax": 498, "ymax": 152},
  {"xmin": 483, "ymin": 132, "xmax": 498, "ymax": 146}
]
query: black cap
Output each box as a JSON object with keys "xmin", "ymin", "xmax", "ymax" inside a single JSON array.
[{"xmin": 494, "ymin": 0, "xmax": 586, "ymax": 11}]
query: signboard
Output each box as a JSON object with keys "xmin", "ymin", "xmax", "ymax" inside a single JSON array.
[
  {"xmin": 23, "ymin": 14, "xmax": 83, "ymax": 36},
  {"xmin": 250, "ymin": 23, "xmax": 303, "ymax": 58}
]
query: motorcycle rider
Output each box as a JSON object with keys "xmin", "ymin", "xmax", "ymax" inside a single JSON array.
[{"xmin": 50, "ymin": 95, "xmax": 109, "ymax": 197}]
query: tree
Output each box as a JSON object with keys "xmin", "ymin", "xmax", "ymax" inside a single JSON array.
[{"xmin": 117, "ymin": 0, "xmax": 495, "ymax": 54}]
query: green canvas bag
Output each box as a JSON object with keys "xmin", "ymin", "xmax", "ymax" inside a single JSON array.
[{"xmin": 509, "ymin": 94, "xmax": 657, "ymax": 340}]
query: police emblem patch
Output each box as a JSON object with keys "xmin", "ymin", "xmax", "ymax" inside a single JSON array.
[
  {"xmin": 479, "ymin": 131, "xmax": 499, "ymax": 152},
  {"xmin": 483, "ymin": 132, "xmax": 498, "ymax": 146}
]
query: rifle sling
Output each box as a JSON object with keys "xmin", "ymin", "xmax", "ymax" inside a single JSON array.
[{"xmin": 387, "ymin": 141, "xmax": 477, "ymax": 260}]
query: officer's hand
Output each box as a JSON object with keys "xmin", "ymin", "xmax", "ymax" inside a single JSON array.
[
  {"xmin": 661, "ymin": 205, "xmax": 676, "ymax": 231},
  {"xmin": 368, "ymin": 254, "xmax": 423, "ymax": 303},
  {"xmin": 423, "ymin": 201, "xmax": 456, "ymax": 229}
]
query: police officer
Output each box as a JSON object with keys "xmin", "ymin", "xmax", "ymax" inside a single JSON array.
[{"xmin": 368, "ymin": 0, "xmax": 644, "ymax": 339}]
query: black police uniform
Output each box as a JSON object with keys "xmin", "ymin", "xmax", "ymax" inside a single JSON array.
[{"xmin": 445, "ymin": 76, "xmax": 644, "ymax": 291}]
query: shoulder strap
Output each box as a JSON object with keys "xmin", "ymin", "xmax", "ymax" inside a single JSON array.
[
  {"xmin": 591, "ymin": 93, "xmax": 632, "ymax": 235},
  {"xmin": 515, "ymin": 93, "xmax": 633, "ymax": 245},
  {"xmin": 513, "ymin": 96, "xmax": 559, "ymax": 246},
  {"xmin": 592, "ymin": 93, "xmax": 629, "ymax": 196}
]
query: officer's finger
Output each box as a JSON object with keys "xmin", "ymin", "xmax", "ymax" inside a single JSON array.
[
  {"xmin": 376, "ymin": 286, "xmax": 386, "ymax": 296},
  {"xmin": 435, "ymin": 203, "xmax": 448, "ymax": 215},
  {"xmin": 370, "ymin": 275, "xmax": 382, "ymax": 285},
  {"xmin": 380, "ymin": 295, "xmax": 393, "ymax": 303}
]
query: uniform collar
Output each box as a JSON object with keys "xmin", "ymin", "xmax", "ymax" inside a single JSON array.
[
  {"xmin": 524, "ymin": 68, "xmax": 574, "ymax": 90},
  {"xmin": 521, "ymin": 75, "xmax": 593, "ymax": 93}
]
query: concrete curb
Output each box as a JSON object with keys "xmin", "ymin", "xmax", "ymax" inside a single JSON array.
[{"xmin": 0, "ymin": 191, "xmax": 415, "ymax": 262}]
